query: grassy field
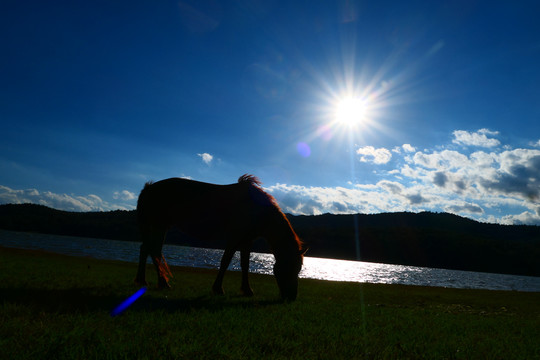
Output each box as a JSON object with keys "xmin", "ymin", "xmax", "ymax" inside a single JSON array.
[{"xmin": 1, "ymin": 246, "xmax": 539, "ymax": 359}]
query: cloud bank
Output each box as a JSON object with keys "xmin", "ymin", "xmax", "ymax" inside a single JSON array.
[
  {"xmin": 266, "ymin": 129, "xmax": 540, "ymax": 225},
  {"xmin": 0, "ymin": 185, "xmax": 135, "ymax": 212}
]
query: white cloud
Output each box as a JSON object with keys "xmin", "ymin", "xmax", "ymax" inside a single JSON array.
[
  {"xmin": 491, "ymin": 211, "xmax": 540, "ymax": 226},
  {"xmin": 377, "ymin": 180, "xmax": 404, "ymax": 194},
  {"xmin": 197, "ymin": 152, "xmax": 213, "ymax": 165},
  {"xmin": 0, "ymin": 186, "xmax": 39, "ymax": 205},
  {"xmin": 412, "ymin": 150, "xmax": 469, "ymax": 170},
  {"xmin": 405, "ymin": 193, "xmax": 428, "ymax": 205},
  {"xmin": 452, "ymin": 129, "xmax": 500, "ymax": 147},
  {"xmin": 113, "ymin": 190, "xmax": 136, "ymax": 201},
  {"xmin": 356, "ymin": 146, "xmax": 392, "ymax": 164},
  {"xmin": 0, "ymin": 185, "xmax": 134, "ymax": 212},
  {"xmin": 402, "ymin": 144, "xmax": 416, "ymax": 152},
  {"xmin": 445, "ymin": 203, "xmax": 484, "ymax": 215},
  {"xmin": 530, "ymin": 139, "xmax": 540, "ymax": 148},
  {"xmin": 479, "ymin": 149, "xmax": 540, "ymax": 200}
]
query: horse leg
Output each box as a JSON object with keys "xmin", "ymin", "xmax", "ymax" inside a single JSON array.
[
  {"xmin": 135, "ymin": 243, "xmax": 149, "ymax": 286},
  {"xmin": 240, "ymin": 245, "xmax": 254, "ymax": 296},
  {"xmin": 149, "ymin": 240, "xmax": 171, "ymax": 289},
  {"xmin": 147, "ymin": 229, "xmax": 171, "ymax": 289},
  {"xmin": 212, "ymin": 247, "xmax": 236, "ymax": 295},
  {"xmin": 151, "ymin": 252, "xmax": 171, "ymax": 289}
]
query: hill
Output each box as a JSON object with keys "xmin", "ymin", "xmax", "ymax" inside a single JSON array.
[
  {"xmin": 1, "ymin": 203, "xmax": 539, "ymax": 277},
  {"xmin": 292, "ymin": 212, "xmax": 540, "ymax": 277}
]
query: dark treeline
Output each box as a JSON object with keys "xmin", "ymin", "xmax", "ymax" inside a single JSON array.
[
  {"xmin": 293, "ymin": 212, "xmax": 540, "ymax": 277},
  {"xmin": 1, "ymin": 203, "xmax": 539, "ymax": 277},
  {"xmin": 0, "ymin": 204, "xmax": 138, "ymax": 242}
]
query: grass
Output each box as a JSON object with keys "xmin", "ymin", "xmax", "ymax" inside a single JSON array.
[{"xmin": 1, "ymin": 246, "xmax": 539, "ymax": 359}]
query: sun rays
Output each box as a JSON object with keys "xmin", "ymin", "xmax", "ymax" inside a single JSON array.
[{"xmin": 292, "ymin": 35, "xmax": 427, "ymax": 166}]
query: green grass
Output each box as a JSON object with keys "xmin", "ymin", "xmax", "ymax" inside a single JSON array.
[{"xmin": 1, "ymin": 246, "xmax": 539, "ymax": 359}]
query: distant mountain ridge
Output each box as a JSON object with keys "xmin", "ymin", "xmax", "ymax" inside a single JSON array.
[{"xmin": 1, "ymin": 203, "xmax": 539, "ymax": 277}]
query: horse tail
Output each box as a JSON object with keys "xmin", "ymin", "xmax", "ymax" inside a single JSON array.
[{"xmin": 152, "ymin": 254, "xmax": 173, "ymax": 282}]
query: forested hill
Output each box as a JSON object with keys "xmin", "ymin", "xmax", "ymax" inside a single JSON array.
[
  {"xmin": 1, "ymin": 203, "xmax": 539, "ymax": 277},
  {"xmin": 293, "ymin": 212, "xmax": 540, "ymax": 277}
]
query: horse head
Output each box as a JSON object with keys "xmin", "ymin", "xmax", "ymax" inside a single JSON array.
[
  {"xmin": 273, "ymin": 248, "xmax": 307, "ymax": 301},
  {"xmin": 243, "ymin": 176, "xmax": 307, "ymax": 300}
]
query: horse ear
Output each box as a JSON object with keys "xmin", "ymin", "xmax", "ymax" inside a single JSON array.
[{"xmin": 299, "ymin": 247, "xmax": 309, "ymax": 256}]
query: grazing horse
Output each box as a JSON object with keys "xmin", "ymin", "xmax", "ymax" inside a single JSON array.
[{"xmin": 134, "ymin": 174, "xmax": 306, "ymax": 301}]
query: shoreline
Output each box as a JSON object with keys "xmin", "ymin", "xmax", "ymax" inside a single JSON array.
[
  {"xmin": 2, "ymin": 228, "xmax": 539, "ymax": 279},
  {"xmin": 2, "ymin": 245, "xmax": 538, "ymax": 295}
]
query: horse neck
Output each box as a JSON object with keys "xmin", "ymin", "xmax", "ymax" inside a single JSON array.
[{"xmin": 264, "ymin": 211, "xmax": 300, "ymax": 258}]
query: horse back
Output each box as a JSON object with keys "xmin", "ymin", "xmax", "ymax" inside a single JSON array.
[{"xmin": 137, "ymin": 178, "xmax": 252, "ymax": 236}]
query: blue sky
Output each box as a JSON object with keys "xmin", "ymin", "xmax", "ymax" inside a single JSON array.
[{"xmin": 1, "ymin": 1, "xmax": 540, "ymax": 225}]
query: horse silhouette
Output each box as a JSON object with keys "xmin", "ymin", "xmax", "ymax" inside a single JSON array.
[{"xmin": 134, "ymin": 174, "xmax": 306, "ymax": 301}]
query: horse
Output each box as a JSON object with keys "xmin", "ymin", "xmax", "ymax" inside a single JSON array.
[{"xmin": 134, "ymin": 174, "xmax": 306, "ymax": 301}]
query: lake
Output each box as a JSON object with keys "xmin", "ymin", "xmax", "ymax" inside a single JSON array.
[{"xmin": 1, "ymin": 229, "xmax": 539, "ymax": 292}]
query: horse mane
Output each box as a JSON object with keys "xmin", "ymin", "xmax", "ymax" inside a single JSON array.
[
  {"xmin": 238, "ymin": 174, "xmax": 278, "ymax": 207},
  {"xmin": 239, "ymin": 174, "xmax": 303, "ymax": 250},
  {"xmin": 238, "ymin": 174, "xmax": 262, "ymax": 187}
]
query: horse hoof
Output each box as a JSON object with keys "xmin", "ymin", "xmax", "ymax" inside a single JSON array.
[
  {"xmin": 158, "ymin": 281, "xmax": 171, "ymax": 290},
  {"xmin": 212, "ymin": 285, "xmax": 225, "ymax": 295},
  {"xmin": 241, "ymin": 288, "xmax": 254, "ymax": 297},
  {"xmin": 134, "ymin": 279, "xmax": 148, "ymax": 287}
]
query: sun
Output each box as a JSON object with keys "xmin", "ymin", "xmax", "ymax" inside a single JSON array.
[{"xmin": 334, "ymin": 96, "xmax": 369, "ymax": 127}]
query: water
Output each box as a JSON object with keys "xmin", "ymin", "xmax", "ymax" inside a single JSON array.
[{"xmin": 1, "ymin": 230, "xmax": 539, "ymax": 292}]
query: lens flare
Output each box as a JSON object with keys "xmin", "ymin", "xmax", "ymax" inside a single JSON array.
[
  {"xmin": 297, "ymin": 142, "xmax": 311, "ymax": 157},
  {"xmin": 110, "ymin": 286, "xmax": 147, "ymax": 317}
]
